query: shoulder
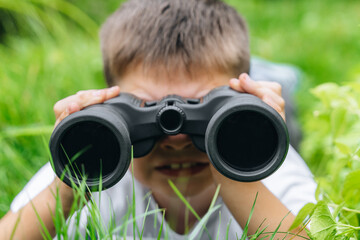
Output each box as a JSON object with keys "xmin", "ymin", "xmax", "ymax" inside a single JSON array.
[{"xmin": 10, "ymin": 163, "xmax": 55, "ymax": 213}]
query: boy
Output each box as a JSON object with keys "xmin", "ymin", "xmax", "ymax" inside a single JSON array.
[{"xmin": 0, "ymin": 0, "xmax": 316, "ymax": 239}]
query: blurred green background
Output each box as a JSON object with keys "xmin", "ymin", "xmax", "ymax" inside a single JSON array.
[{"xmin": 0, "ymin": 0, "xmax": 359, "ymax": 218}]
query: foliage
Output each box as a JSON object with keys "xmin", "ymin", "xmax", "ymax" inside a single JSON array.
[{"xmin": 292, "ymin": 80, "xmax": 360, "ymax": 239}]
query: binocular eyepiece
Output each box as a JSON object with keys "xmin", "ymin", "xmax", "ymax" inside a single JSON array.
[{"xmin": 50, "ymin": 86, "xmax": 289, "ymax": 190}]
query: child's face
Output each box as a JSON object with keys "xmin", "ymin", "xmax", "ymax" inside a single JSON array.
[{"xmin": 117, "ymin": 66, "xmax": 232, "ymax": 199}]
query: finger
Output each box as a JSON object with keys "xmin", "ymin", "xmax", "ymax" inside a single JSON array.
[
  {"xmin": 229, "ymin": 73, "xmax": 285, "ymax": 120},
  {"xmin": 75, "ymin": 86, "xmax": 119, "ymax": 109},
  {"xmin": 229, "ymin": 73, "xmax": 258, "ymax": 92},
  {"xmin": 53, "ymin": 91, "xmax": 101, "ymax": 119},
  {"xmin": 229, "ymin": 78, "xmax": 246, "ymax": 92},
  {"xmin": 256, "ymin": 81, "xmax": 282, "ymax": 95},
  {"xmin": 53, "ymin": 86, "xmax": 120, "ymax": 119},
  {"xmin": 54, "ymin": 102, "xmax": 80, "ymax": 128},
  {"xmin": 256, "ymin": 88, "xmax": 285, "ymax": 110},
  {"xmin": 54, "ymin": 111, "xmax": 66, "ymax": 128},
  {"xmin": 263, "ymin": 96, "xmax": 286, "ymax": 121},
  {"xmin": 230, "ymin": 73, "xmax": 283, "ymax": 96},
  {"xmin": 53, "ymin": 95, "xmax": 80, "ymax": 119},
  {"xmin": 85, "ymin": 86, "xmax": 120, "ymax": 105},
  {"xmin": 235, "ymin": 74, "xmax": 285, "ymax": 109},
  {"xmin": 230, "ymin": 73, "xmax": 262, "ymax": 95},
  {"xmin": 106, "ymin": 85, "xmax": 121, "ymax": 99}
]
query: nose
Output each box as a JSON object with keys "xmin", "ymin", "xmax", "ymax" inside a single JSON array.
[{"xmin": 158, "ymin": 134, "xmax": 193, "ymax": 151}]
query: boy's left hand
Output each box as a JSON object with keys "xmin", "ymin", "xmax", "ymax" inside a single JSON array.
[
  {"xmin": 211, "ymin": 72, "xmax": 286, "ymax": 185},
  {"xmin": 229, "ymin": 73, "xmax": 285, "ymax": 121},
  {"xmin": 209, "ymin": 74, "xmax": 305, "ymax": 238}
]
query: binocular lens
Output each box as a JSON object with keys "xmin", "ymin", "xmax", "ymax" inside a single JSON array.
[
  {"xmin": 59, "ymin": 121, "xmax": 120, "ymax": 181},
  {"xmin": 216, "ymin": 110, "xmax": 278, "ymax": 171}
]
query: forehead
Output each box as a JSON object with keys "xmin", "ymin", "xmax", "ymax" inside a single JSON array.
[{"xmin": 116, "ymin": 66, "xmax": 232, "ymax": 101}]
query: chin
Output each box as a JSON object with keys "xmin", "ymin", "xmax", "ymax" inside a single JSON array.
[{"xmin": 160, "ymin": 177, "xmax": 214, "ymax": 198}]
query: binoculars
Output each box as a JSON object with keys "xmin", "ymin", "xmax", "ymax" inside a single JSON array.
[{"xmin": 50, "ymin": 86, "xmax": 289, "ymax": 190}]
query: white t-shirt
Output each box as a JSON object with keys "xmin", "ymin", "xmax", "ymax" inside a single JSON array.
[{"xmin": 11, "ymin": 146, "xmax": 316, "ymax": 239}]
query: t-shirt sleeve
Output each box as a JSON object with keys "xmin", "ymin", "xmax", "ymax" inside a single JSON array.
[
  {"xmin": 10, "ymin": 162, "xmax": 55, "ymax": 213},
  {"xmin": 262, "ymin": 145, "xmax": 317, "ymax": 214}
]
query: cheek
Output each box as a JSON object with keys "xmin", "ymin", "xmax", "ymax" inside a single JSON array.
[{"xmin": 130, "ymin": 157, "xmax": 153, "ymax": 185}]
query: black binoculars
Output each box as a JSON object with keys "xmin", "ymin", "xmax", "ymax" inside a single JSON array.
[{"xmin": 50, "ymin": 86, "xmax": 289, "ymax": 190}]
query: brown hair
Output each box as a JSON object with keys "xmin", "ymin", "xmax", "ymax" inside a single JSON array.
[{"xmin": 100, "ymin": 0, "xmax": 250, "ymax": 86}]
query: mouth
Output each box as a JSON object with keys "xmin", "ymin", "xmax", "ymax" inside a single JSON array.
[{"xmin": 155, "ymin": 162, "xmax": 209, "ymax": 177}]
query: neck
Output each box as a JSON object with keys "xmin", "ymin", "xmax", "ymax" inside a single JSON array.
[{"xmin": 152, "ymin": 184, "xmax": 217, "ymax": 234}]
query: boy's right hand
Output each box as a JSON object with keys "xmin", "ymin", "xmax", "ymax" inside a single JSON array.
[
  {"xmin": 53, "ymin": 86, "xmax": 120, "ymax": 128},
  {"xmin": 51, "ymin": 86, "xmax": 121, "ymax": 211},
  {"xmin": 0, "ymin": 86, "xmax": 121, "ymax": 240}
]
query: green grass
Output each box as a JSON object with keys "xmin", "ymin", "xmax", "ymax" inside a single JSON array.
[
  {"xmin": 0, "ymin": 0, "xmax": 105, "ymax": 216},
  {"xmin": 226, "ymin": 0, "xmax": 360, "ymax": 120},
  {"xmin": 11, "ymin": 163, "xmax": 294, "ymax": 239},
  {"xmin": 0, "ymin": 0, "xmax": 360, "ymax": 238}
]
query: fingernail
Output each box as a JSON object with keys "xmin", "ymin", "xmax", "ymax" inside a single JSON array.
[
  {"xmin": 241, "ymin": 73, "xmax": 250, "ymax": 81},
  {"xmin": 239, "ymin": 73, "xmax": 247, "ymax": 80},
  {"xmin": 108, "ymin": 86, "xmax": 118, "ymax": 93},
  {"xmin": 230, "ymin": 78, "xmax": 240, "ymax": 88}
]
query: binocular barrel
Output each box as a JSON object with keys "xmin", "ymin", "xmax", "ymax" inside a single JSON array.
[{"xmin": 50, "ymin": 86, "xmax": 289, "ymax": 190}]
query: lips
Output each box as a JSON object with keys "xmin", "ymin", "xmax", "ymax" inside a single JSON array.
[{"xmin": 155, "ymin": 162, "xmax": 209, "ymax": 177}]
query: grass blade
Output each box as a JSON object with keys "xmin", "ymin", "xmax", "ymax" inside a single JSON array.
[
  {"xmin": 168, "ymin": 180, "xmax": 201, "ymax": 220},
  {"xmin": 157, "ymin": 210, "xmax": 165, "ymax": 240},
  {"xmin": 269, "ymin": 211, "xmax": 290, "ymax": 240},
  {"xmin": 29, "ymin": 201, "xmax": 53, "ymax": 240},
  {"xmin": 168, "ymin": 180, "xmax": 221, "ymax": 240},
  {"xmin": 240, "ymin": 192, "xmax": 258, "ymax": 240},
  {"xmin": 140, "ymin": 197, "xmax": 152, "ymax": 239},
  {"xmin": 188, "ymin": 205, "xmax": 221, "ymax": 240},
  {"xmin": 9, "ymin": 212, "xmax": 21, "ymax": 240}
]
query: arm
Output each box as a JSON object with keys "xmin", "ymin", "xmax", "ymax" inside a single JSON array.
[
  {"xmin": 212, "ymin": 174, "xmax": 308, "ymax": 239},
  {"xmin": 0, "ymin": 86, "xmax": 120, "ymax": 240},
  {"xmin": 219, "ymin": 73, "xmax": 309, "ymax": 239},
  {"xmin": 0, "ymin": 178, "xmax": 73, "ymax": 240}
]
